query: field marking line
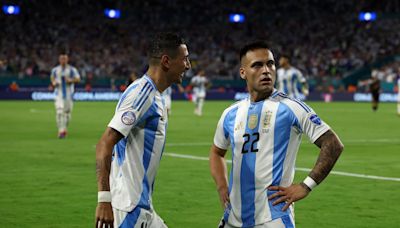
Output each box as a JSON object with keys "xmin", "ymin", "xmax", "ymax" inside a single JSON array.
[
  {"xmin": 166, "ymin": 138, "xmax": 400, "ymax": 146},
  {"xmin": 164, "ymin": 152, "xmax": 400, "ymax": 182}
]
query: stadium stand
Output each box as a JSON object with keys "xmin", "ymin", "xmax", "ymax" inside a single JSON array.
[{"xmin": 1, "ymin": 0, "xmax": 399, "ymax": 93}]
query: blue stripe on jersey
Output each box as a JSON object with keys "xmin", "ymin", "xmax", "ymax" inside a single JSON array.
[
  {"xmin": 281, "ymin": 215, "xmax": 295, "ymax": 228},
  {"xmin": 137, "ymin": 103, "xmax": 160, "ymax": 210},
  {"xmin": 269, "ymin": 102, "xmax": 300, "ymax": 220},
  {"xmin": 70, "ymin": 68, "xmax": 75, "ymax": 78},
  {"xmin": 222, "ymin": 106, "xmax": 238, "ymax": 222},
  {"xmin": 240, "ymin": 101, "xmax": 263, "ymax": 227},
  {"xmin": 291, "ymin": 73, "xmax": 297, "ymax": 96},
  {"xmin": 114, "ymin": 138, "xmax": 128, "ymax": 166},
  {"xmin": 283, "ymin": 79, "xmax": 288, "ymax": 94},
  {"xmin": 133, "ymin": 82, "xmax": 151, "ymax": 108},
  {"xmin": 144, "ymin": 75, "xmax": 157, "ymax": 90},
  {"xmin": 267, "ymin": 189, "xmax": 288, "ymax": 220},
  {"xmin": 61, "ymin": 74, "xmax": 66, "ymax": 99},
  {"xmin": 137, "ymin": 86, "xmax": 154, "ymax": 111},
  {"xmin": 278, "ymin": 94, "xmax": 311, "ymax": 112},
  {"xmin": 120, "ymin": 206, "xmax": 141, "ymax": 228},
  {"xmin": 271, "ymin": 90, "xmax": 279, "ymax": 98},
  {"xmin": 117, "ymin": 84, "xmax": 139, "ymax": 109},
  {"xmin": 272, "ymin": 103, "xmax": 294, "ymax": 185}
]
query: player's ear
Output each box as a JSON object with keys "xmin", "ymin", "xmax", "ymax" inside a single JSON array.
[
  {"xmin": 239, "ymin": 67, "xmax": 246, "ymax": 80},
  {"xmin": 160, "ymin": 55, "xmax": 170, "ymax": 70}
]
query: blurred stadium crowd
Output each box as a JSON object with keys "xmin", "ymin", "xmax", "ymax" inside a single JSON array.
[{"xmin": 1, "ymin": 0, "xmax": 400, "ymax": 92}]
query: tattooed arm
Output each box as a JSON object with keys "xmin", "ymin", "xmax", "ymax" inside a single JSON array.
[
  {"xmin": 95, "ymin": 127, "xmax": 124, "ymax": 228},
  {"xmin": 309, "ymin": 130, "xmax": 344, "ymax": 184},
  {"xmin": 268, "ymin": 129, "xmax": 344, "ymax": 211}
]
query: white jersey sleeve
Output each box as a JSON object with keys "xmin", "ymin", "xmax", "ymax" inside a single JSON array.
[
  {"xmin": 213, "ymin": 106, "xmax": 237, "ymax": 150},
  {"xmin": 282, "ymin": 98, "xmax": 330, "ymax": 143},
  {"xmin": 71, "ymin": 67, "xmax": 80, "ymax": 80},
  {"xmin": 108, "ymin": 82, "xmax": 155, "ymax": 137},
  {"xmin": 295, "ymin": 68, "xmax": 306, "ymax": 83}
]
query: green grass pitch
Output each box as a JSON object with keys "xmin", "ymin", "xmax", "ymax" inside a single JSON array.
[{"xmin": 0, "ymin": 100, "xmax": 399, "ymax": 227}]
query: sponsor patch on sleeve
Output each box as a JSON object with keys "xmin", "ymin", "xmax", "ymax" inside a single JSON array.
[
  {"xmin": 121, "ymin": 111, "xmax": 136, "ymax": 125},
  {"xmin": 309, "ymin": 114, "xmax": 322, "ymax": 125}
]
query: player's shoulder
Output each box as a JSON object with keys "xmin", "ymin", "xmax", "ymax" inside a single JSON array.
[
  {"xmin": 271, "ymin": 92, "xmax": 312, "ymax": 113},
  {"xmin": 220, "ymin": 99, "xmax": 246, "ymax": 117}
]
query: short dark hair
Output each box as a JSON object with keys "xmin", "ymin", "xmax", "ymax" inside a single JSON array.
[
  {"xmin": 279, "ymin": 53, "xmax": 290, "ymax": 61},
  {"xmin": 239, "ymin": 41, "xmax": 270, "ymax": 63},
  {"xmin": 148, "ymin": 32, "xmax": 186, "ymax": 64}
]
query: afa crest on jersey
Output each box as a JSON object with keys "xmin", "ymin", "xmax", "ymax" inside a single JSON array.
[
  {"xmin": 262, "ymin": 111, "xmax": 273, "ymax": 129},
  {"xmin": 248, "ymin": 114, "xmax": 258, "ymax": 129}
]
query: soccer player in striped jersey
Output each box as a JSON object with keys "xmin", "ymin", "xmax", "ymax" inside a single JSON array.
[
  {"xmin": 95, "ymin": 33, "xmax": 191, "ymax": 228},
  {"xmin": 50, "ymin": 53, "xmax": 80, "ymax": 138},
  {"xmin": 190, "ymin": 70, "xmax": 209, "ymax": 116},
  {"xmin": 209, "ymin": 42, "xmax": 344, "ymax": 228},
  {"xmin": 276, "ymin": 54, "xmax": 308, "ymax": 100}
]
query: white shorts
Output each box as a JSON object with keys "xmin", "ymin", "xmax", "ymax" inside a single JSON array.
[
  {"xmin": 55, "ymin": 98, "xmax": 73, "ymax": 113},
  {"xmin": 113, "ymin": 207, "xmax": 168, "ymax": 228},
  {"xmin": 219, "ymin": 214, "xmax": 295, "ymax": 228}
]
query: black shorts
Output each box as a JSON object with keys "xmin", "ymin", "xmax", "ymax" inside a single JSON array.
[{"xmin": 372, "ymin": 92, "xmax": 380, "ymax": 102}]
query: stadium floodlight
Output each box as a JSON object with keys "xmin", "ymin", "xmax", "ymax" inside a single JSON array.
[
  {"xmin": 2, "ymin": 5, "xmax": 20, "ymax": 15},
  {"xmin": 359, "ymin": 12, "xmax": 377, "ymax": 22},
  {"xmin": 104, "ymin": 9, "xmax": 121, "ymax": 19},
  {"xmin": 229, "ymin": 13, "xmax": 245, "ymax": 23}
]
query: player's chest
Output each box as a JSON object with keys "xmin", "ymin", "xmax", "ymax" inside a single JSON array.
[{"xmin": 232, "ymin": 102, "xmax": 278, "ymax": 140}]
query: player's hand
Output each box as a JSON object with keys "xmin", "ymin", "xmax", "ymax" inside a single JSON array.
[
  {"xmin": 303, "ymin": 89, "xmax": 309, "ymax": 96},
  {"xmin": 95, "ymin": 202, "xmax": 114, "ymax": 228},
  {"xmin": 217, "ymin": 186, "xmax": 230, "ymax": 210},
  {"xmin": 66, "ymin": 78, "xmax": 74, "ymax": 84},
  {"xmin": 267, "ymin": 184, "xmax": 310, "ymax": 211}
]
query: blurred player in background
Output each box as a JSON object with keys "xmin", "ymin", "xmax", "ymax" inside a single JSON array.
[
  {"xmin": 276, "ymin": 54, "xmax": 309, "ymax": 100},
  {"xmin": 50, "ymin": 53, "xmax": 80, "ymax": 139},
  {"xmin": 190, "ymin": 70, "xmax": 209, "ymax": 116},
  {"xmin": 209, "ymin": 42, "xmax": 343, "ymax": 228},
  {"xmin": 161, "ymin": 84, "xmax": 184, "ymax": 116},
  {"xmin": 95, "ymin": 32, "xmax": 191, "ymax": 228},
  {"xmin": 369, "ymin": 69, "xmax": 381, "ymax": 112}
]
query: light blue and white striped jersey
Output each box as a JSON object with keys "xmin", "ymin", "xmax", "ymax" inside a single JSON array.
[
  {"xmin": 213, "ymin": 90, "xmax": 330, "ymax": 227},
  {"xmin": 191, "ymin": 75, "xmax": 208, "ymax": 98},
  {"xmin": 50, "ymin": 65, "xmax": 80, "ymax": 100},
  {"xmin": 108, "ymin": 75, "xmax": 168, "ymax": 212},
  {"xmin": 276, "ymin": 66, "xmax": 306, "ymax": 99},
  {"xmin": 161, "ymin": 86, "xmax": 172, "ymax": 98}
]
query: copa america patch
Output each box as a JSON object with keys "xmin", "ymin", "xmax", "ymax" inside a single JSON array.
[
  {"xmin": 309, "ymin": 114, "xmax": 322, "ymax": 125},
  {"xmin": 121, "ymin": 111, "xmax": 136, "ymax": 125}
]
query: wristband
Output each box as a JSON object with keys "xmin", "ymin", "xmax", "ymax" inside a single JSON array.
[
  {"xmin": 98, "ymin": 191, "xmax": 112, "ymax": 202},
  {"xmin": 302, "ymin": 176, "xmax": 318, "ymax": 191}
]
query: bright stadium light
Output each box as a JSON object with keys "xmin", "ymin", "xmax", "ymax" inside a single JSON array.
[
  {"xmin": 2, "ymin": 5, "xmax": 20, "ymax": 15},
  {"xmin": 229, "ymin": 13, "xmax": 245, "ymax": 23},
  {"xmin": 104, "ymin": 9, "xmax": 121, "ymax": 19},
  {"xmin": 359, "ymin": 12, "xmax": 377, "ymax": 22}
]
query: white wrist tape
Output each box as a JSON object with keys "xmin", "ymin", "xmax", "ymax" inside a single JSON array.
[
  {"xmin": 303, "ymin": 176, "xmax": 318, "ymax": 190},
  {"xmin": 98, "ymin": 191, "xmax": 112, "ymax": 203}
]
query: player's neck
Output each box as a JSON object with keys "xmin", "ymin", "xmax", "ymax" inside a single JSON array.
[
  {"xmin": 249, "ymin": 90, "xmax": 272, "ymax": 102},
  {"xmin": 146, "ymin": 68, "xmax": 169, "ymax": 92}
]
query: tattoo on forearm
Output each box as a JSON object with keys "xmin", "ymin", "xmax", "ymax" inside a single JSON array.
[
  {"xmin": 311, "ymin": 130, "xmax": 343, "ymax": 184},
  {"xmin": 95, "ymin": 128, "xmax": 121, "ymax": 191},
  {"xmin": 96, "ymin": 157, "xmax": 111, "ymax": 190}
]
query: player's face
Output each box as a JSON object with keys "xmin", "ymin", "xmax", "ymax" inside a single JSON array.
[
  {"xmin": 279, "ymin": 57, "xmax": 288, "ymax": 67},
  {"xmin": 240, "ymin": 48, "xmax": 276, "ymax": 95},
  {"xmin": 59, "ymin": 55, "xmax": 69, "ymax": 66},
  {"xmin": 168, "ymin": 44, "xmax": 191, "ymax": 84}
]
